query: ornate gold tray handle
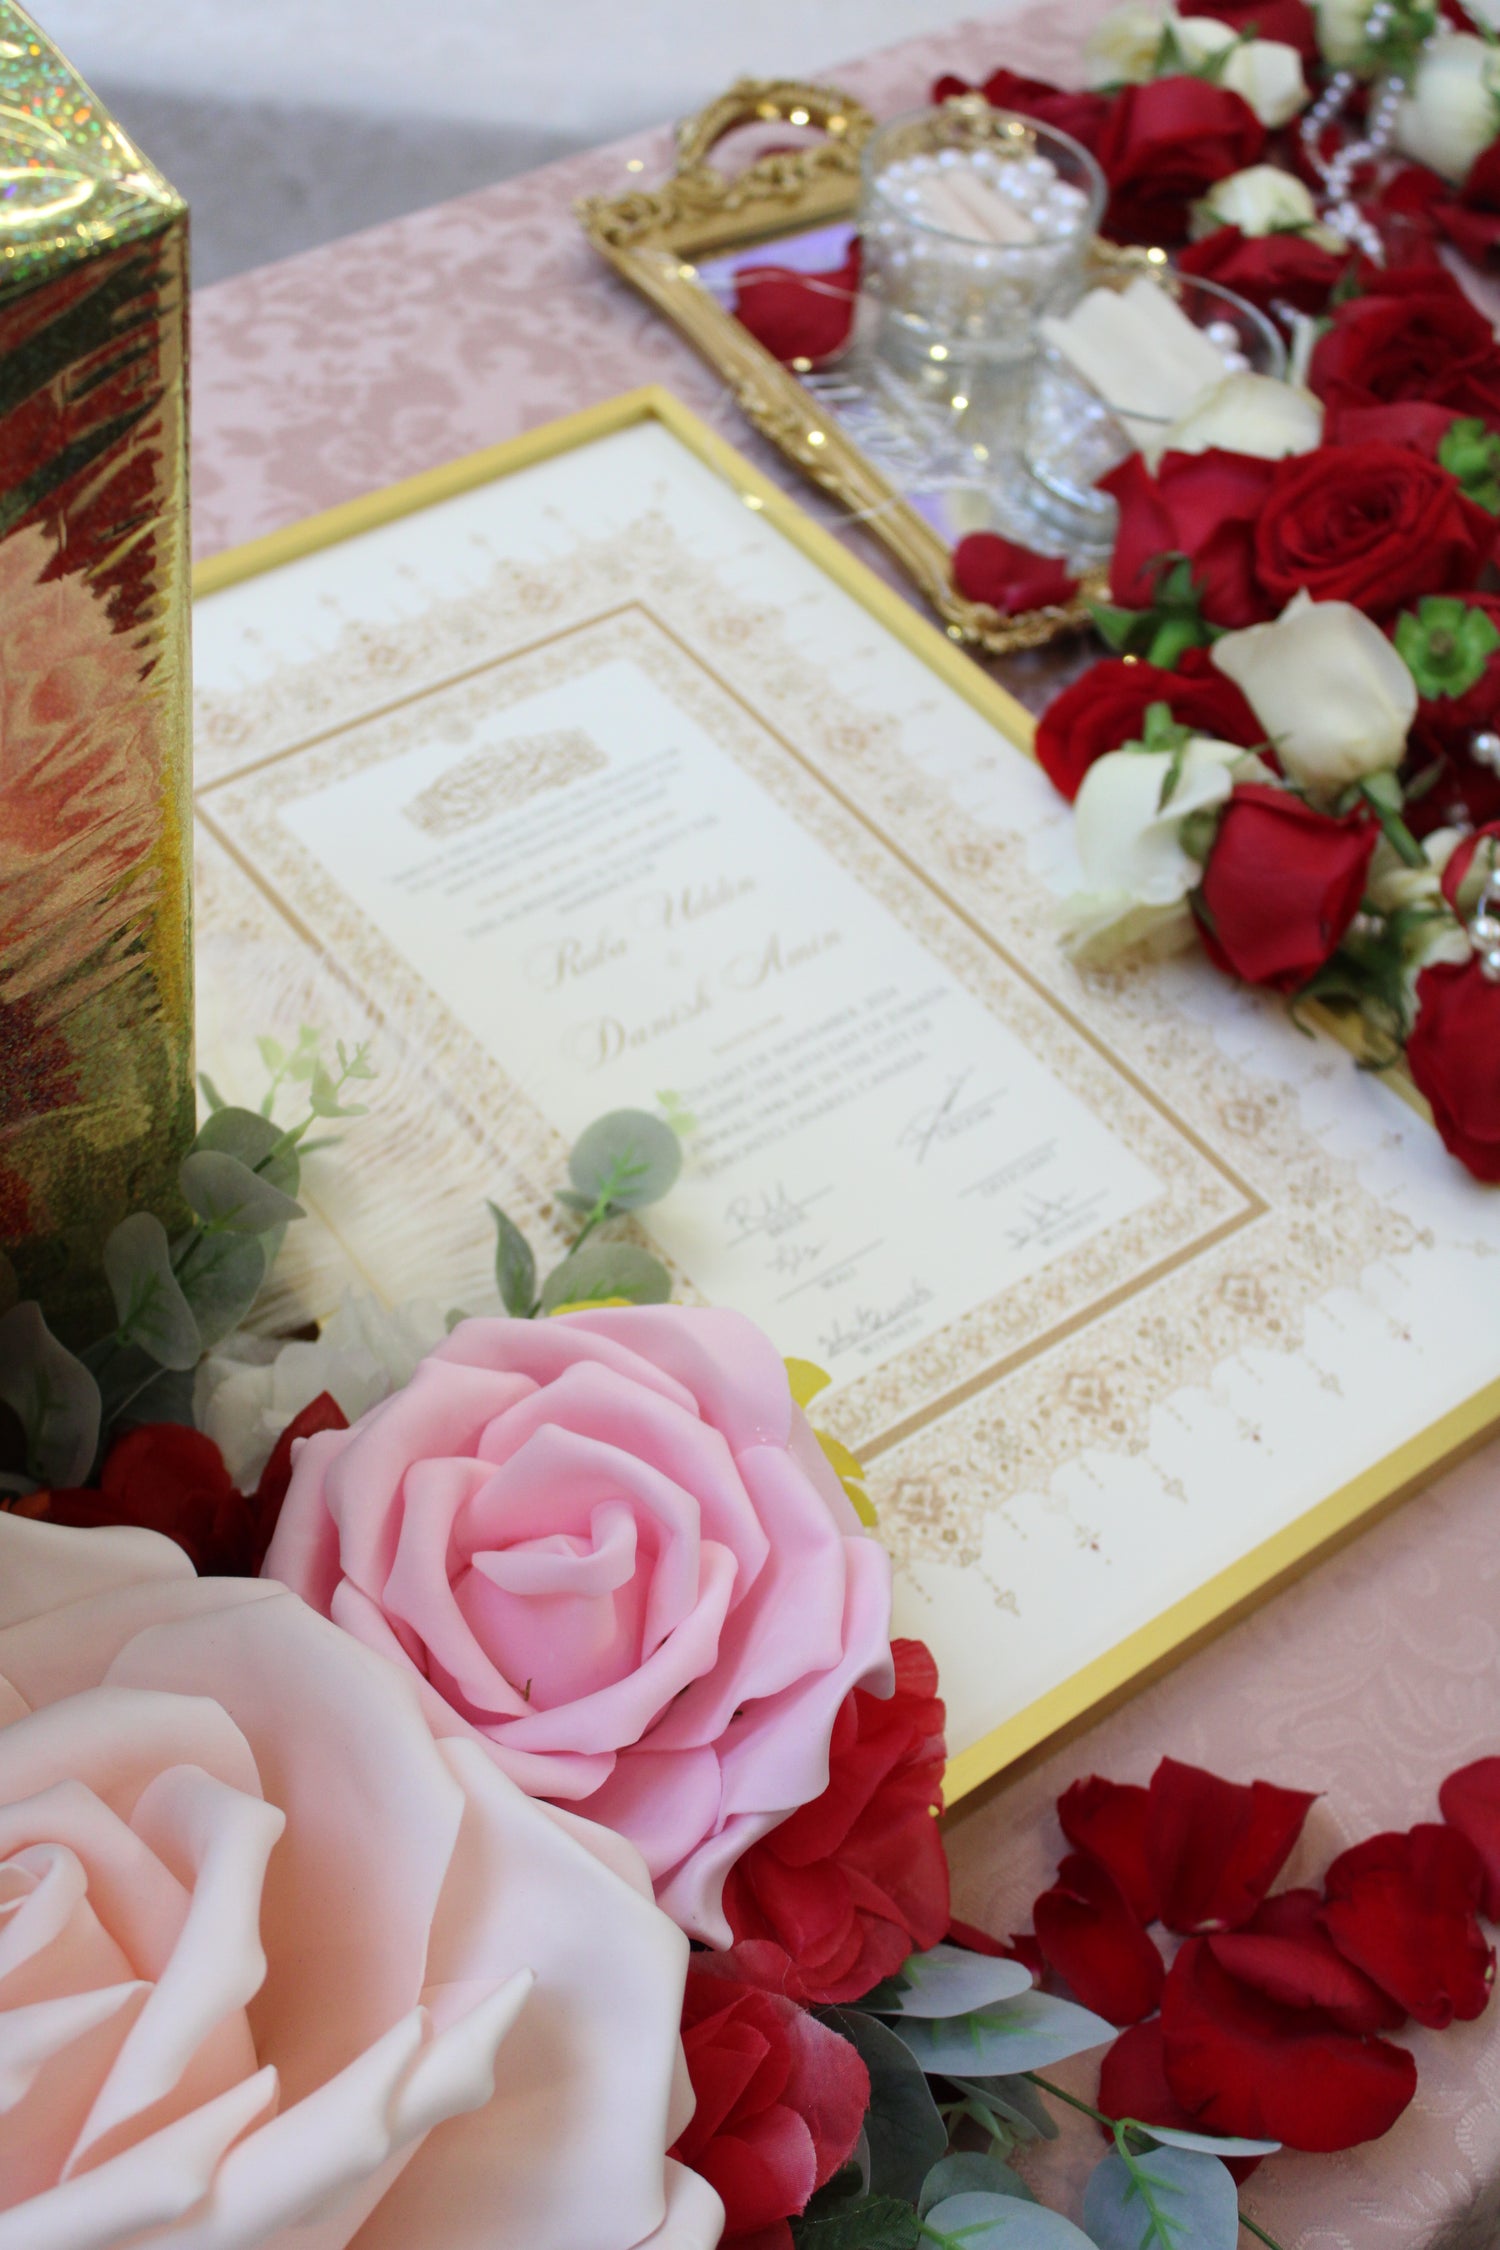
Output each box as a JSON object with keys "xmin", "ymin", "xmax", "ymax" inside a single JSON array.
[{"xmin": 577, "ymin": 78, "xmax": 1101, "ymax": 656}]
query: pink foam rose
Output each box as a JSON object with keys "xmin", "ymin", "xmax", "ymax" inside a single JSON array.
[
  {"xmin": 0, "ymin": 1511, "xmax": 721, "ymax": 2250},
  {"xmin": 264, "ymin": 1306, "xmax": 894, "ymax": 1944}
]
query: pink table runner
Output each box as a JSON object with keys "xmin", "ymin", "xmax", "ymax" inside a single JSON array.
[{"xmin": 191, "ymin": 10, "xmax": 1500, "ymax": 2240}]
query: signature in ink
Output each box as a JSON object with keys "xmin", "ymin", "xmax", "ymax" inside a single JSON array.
[
  {"xmin": 725, "ymin": 1181, "xmax": 829, "ymax": 1245},
  {"xmin": 898, "ymin": 1072, "xmax": 1001, "ymax": 1165},
  {"xmin": 818, "ymin": 1281, "xmax": 934, "ymax": 1360},
  {"xmin": 1003, "ymin": 1189, "xmax": 1104, "ymax": 1254}
]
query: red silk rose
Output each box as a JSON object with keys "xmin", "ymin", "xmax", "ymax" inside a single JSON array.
[
  {"xmin": 1320, "ymin": 1826, "xmax": 1496, "ymax": 2029},
  {"xmin": 1433, "ymin": 141, "xmax": 1500, "ymax": 269},
  {"xmin": 1034, "ymin": 651, "xmax": 1261, "ymax": 802},
  {"xmin": 1095, "ymin": 79, "xmax": 1266, "ymax": 247},
  {"xmin": 1101, "ymin": 449, "xmax": 1276, "ymax": 628},
  {"xmin": 1197, "ymin": 786, "xmax": 1378, "ymax": 992},
  {"xmin": 1407, "ymin": 957, "xmax": 1500, "ymax": 1180},
  {"xmin": 930, "ymin": 67, "xmax": 1110, "ymax": 153},
  {"xmin": 1310, "ymin": 284, "xmax": 1500, "ymax": 423},
  {"xmin": 953, "ymin": 532, "xmax": 1077, "ymax": 615},
  {"xmin": 39, "ymin": 1424, "xmax": 252, "ymax": 1575},
  {"xmin": 1159, "ymin": 1937, "xmax": 1418, "ymax": 2149},
  {"xmin": 733, "ymin": 240, "xmax": 861, "ymax": 366},
  {"xmin": 1322, "ymin": 398, "xmax": 1463, "ymax": 457},
  {"xmin": 722, "ymin": 1638, "xmax": 949, "ymax": 2005},
  {"xmin": 1176, "ymin": 227, "xmax": 1349, "ymax": 321},
  {"xmin": 1439, "ymin": 1760, "xmax": 1500, "ymax": 1919},
  {"xmin": 670, "ymin": 1946, "xmax": 869, "ymax": 2247},
  {"xmin": 1253, "ymin": 443, "xmax": 1490, "ymax": 616}
]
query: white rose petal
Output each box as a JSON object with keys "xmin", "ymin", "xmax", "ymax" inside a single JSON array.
[
  {"xmin": 1175, "ymin": 15, "xmax": 1238, "ymax": 62},
  {"xmin": 1084, "ymin": 0, "xmax": 1172, "ymax": 84},
  {"xmin": 1212, "ymin": 590, "xmax": 1418, "ymax": 792},
  {"xmin": 1316, "ymin": 0, "xmax": 1375, "ymax": 68},
  {"xmin": 1193, "ymin": 162, "xmax": 1319, "ymax": 237},
  {"xmin": 1396, "ymin": 34, "xmax": 1500, "ymax": 185},
  {"xmin": 1074, "ymin": 736, "xmax": 1241, "ymax": 905},
  {"xmin": 1060, "ymin": 891, "xmax": 1202, "ymax": 963},
  {"xmin": 1150, "ymin": 371, "xmax": 1324, "ymax": 467},
  {"xmin": 1219, "ymin": 36, "xmax": 1310, "ymax": 126}
]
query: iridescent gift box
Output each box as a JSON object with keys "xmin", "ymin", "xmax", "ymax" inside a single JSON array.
[{"xmin": 0, "ymin": 0, "xmax": 192, "ymax": 1339}]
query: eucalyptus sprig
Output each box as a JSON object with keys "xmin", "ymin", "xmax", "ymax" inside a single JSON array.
[{"xmin": 487, "ymin": 1106, "xmax": 686, "ymax": 1320}]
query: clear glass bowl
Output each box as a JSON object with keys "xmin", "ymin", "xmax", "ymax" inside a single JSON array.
[
  {"xmin": 1022, "ymin": 267, "xmax": 1288, "ymax": 556},
  {"xmin": 858, "ymin": 101, "xmax": 1106, "ymax": 430}
]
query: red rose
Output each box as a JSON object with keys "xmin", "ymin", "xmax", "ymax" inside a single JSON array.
[
  {"xmin": 1320, "ymin": 1826, "xmax": 1495, "ymax": 2029},
  {"xmin": 953, "ymin": 532, "xmax": 1077, "ymax": 615},
  {"xmin": 1253, "ymin": 443, "xmax": 1490, "ymax": 615},
  {"xmin": 733, "ymin": 239, "xmax": 861, "ymax": 366},
  {"xmin": 1160, "ymin": 1937, "xmax": 1417, "ymax": 2149},
  {"xmin": 1176, "ymin": 226, "xmax": 1349, "ymax": 321},
  {"xmin": 1101, "ymin": 448, "xmax": 1276, "ymax": 628},
  {"xmin": 722, "ymin": 1638, "xmax": 949, "ymax": 2005},
  {"xmin": 1433, "ymin": 140, "xmax": 1500, "ymax": 268},
  {"xmin": 1034, "ymin": 649, "xmax": 1261, "ymax": 801},
  {"xmin": 1197, "ymin": 785, "xmax": 1378, "ymax": 992},
  {"xmin": 1096, "ymin": 78, "xmax": 1266, "ymax": 247},
  {"xmin": 930, "ymin": 66, "xmax": 1111, "ymax": 153},
  {"xmin": 1407, "ymin": 956, "xmax": 1500, "ymax": 1179},
  {"xmin": 1310, "ymin": 285, "xmax": 1500, "ymax": 424},
  {"xmin": 1191, "ymin": 0, "xmax": 1319, "ymax": 57},
  {"xmin": 36, "ymin": 1393, "xmax": 348, "ymax": 1576},
  {"xmin": 669, "ymin": 1945, "xmax": 869, "ymax": 2246},
  {"xmin": 1438, "ymin": 821, "xmax": 1500, "ymax": 912},
  {"xmin": 1401, "ymin": 600, "xmax": 1500, "ymax": 832},
  {"xmin": 1322, "ymin": 398, "xmax": 1462, "ymax": 457}
]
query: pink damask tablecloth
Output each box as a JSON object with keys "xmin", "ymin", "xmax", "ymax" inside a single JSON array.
[{"xmin": 190, "ymin": 10, "xmax": 1500, "ymax": 2243}]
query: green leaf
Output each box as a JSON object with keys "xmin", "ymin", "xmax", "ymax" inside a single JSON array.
[
  {"xmin": 489, "ymin": 1202, "xmax": 538, "ymax": 1317},
  {"xmin": 1394, "ymin": 595, "xmax": 1500, "ymax": 699},
  {"xmin": 1088, "ymin": 599, "xmax": 1151, "ymax": 655},
  {"xmin": 923, "ymin": 2193, "xmax": 1096, "ymax": 2248},
  {"xmin": 0, "ymin": 1302, "xmax": 101, "ymax": 1485},
  {"xmin": 192, "ymin": 1107, "xmax": 301, "ymax": 1199},
  {"xmin": 1131, "ymin": 2124, "xmax": 1279, "ymax": 2159},
  {"xmin": 822, "ymin": 2010, "xmax": 947, "ymax": 2205},
  {"xmin": 919, "ymin": 2153, "xmax": 1037, "ymax": 2213},
  {"xmin": 568, "ymin": 1109, "xmax": 682, "ymax": 1210},
  {"xmin": 179, "ymin": 1149, "xmax": 306, "ymax": 1233},
  {"xmin": 95, "ymin": 1350, "xmax": 198, "ymax": 1435},
  {"xmin": 791, "ymin": 2196, "xmax": 921, "ymax": 2250},
  {"xmin": 309, "ymin": 1060, "xmax": 367, "ymax": 1119},
  {"xmin": 197, "ymin": 1070, "xmax": 228, "ymax": 1113},
  {"xmin": 540, "ymin": 1243, "xmax": 672, "ymax": 1312},
  {"xmin": 173, "ymin": 1230, "xmax": 268, "ymax": 1348},
  {"xmin": 866, "ymin": 1944, "xmax": 1033, "ymax": 2019},
  {"xmin": 890, "ymin": 1991, "xmax": 1114, "ymax": 2078},
  {"xmin": 257, "ymin": 1034, "xmax": 287, "ymax": 1073},
  {"xmin": 103, "ymin": 1216, "xmax": 202, "ymax": 1371},
  {"xmin": 947, "ymin": 2073, "xmax": 1059, "ymax": 2142},
  {"xmin": 1083, "ymin": 2146, "xmax": 1238, "ymax": 2250}
]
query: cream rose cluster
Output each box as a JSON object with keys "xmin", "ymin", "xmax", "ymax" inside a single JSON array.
[
  {"xmin": 265, "ymin": 1306, "xmax": 894, "ymax": 1946},
  {"xmin": 0, "ymin": 1514, "xmax": 719, "ymax": 2250}
]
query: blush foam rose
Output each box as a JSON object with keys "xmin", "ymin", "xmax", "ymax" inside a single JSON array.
[
  {"xmin": 0, "ymin": 1513, "xmax": 717, "ymax": 2250},
  {"xmin": 264, "ymin": 1305, "xmax": 893, "ymax": 1945}
]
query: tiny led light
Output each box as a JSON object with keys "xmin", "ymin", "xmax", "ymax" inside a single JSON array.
[
  {"xmin": 625, "ymin": 157, "xmax": 644, "ymax": 171},
  {"xmin": 951, "ymin": 394, "xmax": 969, "ymax": 411},
  {"xmin": 791, "ymin": 355, "xmax": 812, "ymax": 372},
  {"xmin": 929, "ymin": 343, "xmax": 950, "ymax": 362},
  {"xmin": 789, "ymin": 107, "xmax": 810, "ymax": 126},
  {"xmin": 807, "ymin": 429, "xmax": 826, "ymax": 446},
  {"xmin": 743, "ymin": 493, "xmax": 765, "ymax": 509}
]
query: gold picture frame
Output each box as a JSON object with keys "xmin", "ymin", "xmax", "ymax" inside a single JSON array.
[
  {"xmin": 575, "ymin": 78, "xmax": 1109, "ymax": 658},
  {"xmin": 193, "ymin": 385, "xmax": 1500, "ymax": 1812}
]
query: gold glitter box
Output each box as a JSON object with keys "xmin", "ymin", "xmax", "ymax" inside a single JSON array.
[{"xmin": 0, "ymin": 0, "xmax": 193, "ymax": 1339}]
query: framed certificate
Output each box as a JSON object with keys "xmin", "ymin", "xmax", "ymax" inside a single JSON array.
[{"xmin": 193, "ymin": 386, "xmax": 1500, "ymax": 1807}]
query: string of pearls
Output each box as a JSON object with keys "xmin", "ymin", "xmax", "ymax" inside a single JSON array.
[
  {"xmin": 1468, "ymin": 865, "xmax": 1500, "ymax": 981},
  {"xmin": 1298, "ymin": 0, "xmax": 1432, "ymax": 256}
]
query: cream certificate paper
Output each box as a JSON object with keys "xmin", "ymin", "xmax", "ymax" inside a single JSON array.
[{"xmin": 194, "ymin": 406, "xmax": 1500, "ymax": 1787}]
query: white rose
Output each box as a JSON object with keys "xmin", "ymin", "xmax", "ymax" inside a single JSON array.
[
  {"xmin": 1192, "ymin": 162, "xmax": 1320, "ymax": 237},
  {"xmin": 1062, "ymin": 736, "xmax": 1242, "ymax": 956},
  {"xmin": 194, "ymin": 1285, "xmax": 449, "ymax": 1487},
  {"xmin": 1396, "ymin": 34, "xmax": 1500, "ymax": 185},
  {"xmin": 1150, "ymin": 371, "xmax": 1324, "ymax": 467},
  {"xmin": 1219, "ymin": 36, "xmax": 1310, "ymax": 125},
  {"xmin": 1212, "ymin": 590, "xmax": 1418, "ymax": 791},
  {"xmin": 1315, "ymin": 0, "xmax": 1374, "ymax": 68},
  {"xmin": 1084, "ymin": 1, "xmax": 1172, "ymax": 84},
  {"xmin": 1174, "ymin": 15, "xmax": 1238, "ymax": 62}
]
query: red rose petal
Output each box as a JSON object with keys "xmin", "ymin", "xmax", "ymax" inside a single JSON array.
[
  {"xmin": 1439, "ymin": 1758, "xmax": 1500, "ymax": 1919},
  {"xmin": 47, "ymin": 1421, "xmax": 254, "ymax": 1576},
  {"xmin": 948, "ymin": 1919, "xmax": 1047, "ymax": 1981},
  {"xmin": 733, "ymin": 241, "xmax": 861, "ymax": 367},
  {"xmin": 1217, "ymin": 1890, "xmax": 1404, "ymax": 2033},
  {"xmin": 1034, "ymin": 1852, "xmax": 1165, "ymax": 2025},
  {"xmin": 254, "ymin": 1390, "xmax": 348, "ymax": 1568},
  {"xmin": 1098, "ymin": 2018, "xmax": 1263, "ymax": 2182},
  {"xmin": 1161, "ymin": 1938, "xmax": 1417, "ymax": 2151},
  {"xmin": 1058, "ymin": 1775, "xmax": 1158, "ymax": 1924},
  {"xmin": 952, "ymin": 532, "xmax": 1077, "ymax": 615},
  {"xmin": 1320, "ymin": 1825, "xmax": 1496, "ymax": 2029},
  {"xmin": 1150, "ymin": 1757, "xmax": 1317, "ymax": 1934}
]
